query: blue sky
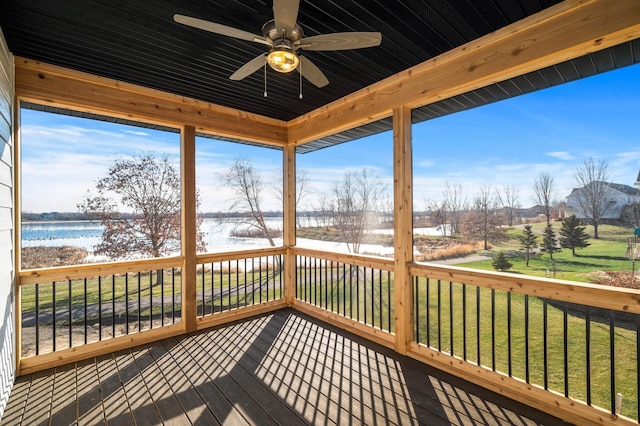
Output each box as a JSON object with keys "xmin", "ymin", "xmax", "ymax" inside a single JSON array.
[
  {"xmin": 298, "ymin": 62, "xmax": 640, "ymax": 209},
  {"xmin": 21, "ymin": 63, "xmax": 640, "ymax": 213}
]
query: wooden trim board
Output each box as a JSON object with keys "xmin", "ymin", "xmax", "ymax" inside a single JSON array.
[{"xmin": 14, "ymin": 58, "xmax": 287, "ymax": 147}]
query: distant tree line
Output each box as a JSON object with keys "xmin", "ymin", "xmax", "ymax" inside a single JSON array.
[
  {"xmin": 23, "ymin": 210, "xmax": 284, "ymax": 222},
  {"xmin": 22, "ymin": 211, "xmax": 129, "ymax": 221}
]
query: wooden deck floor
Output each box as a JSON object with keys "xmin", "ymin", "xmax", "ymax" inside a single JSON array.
[{"xmin": 2, "ymin": 309, "xmax": 568, "ymax": 425}]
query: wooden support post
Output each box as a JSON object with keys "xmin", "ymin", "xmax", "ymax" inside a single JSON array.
[
  {"xmin": 393, "ymin": 105, "xmax": 413, "ymax": 355},
  {"xmin": 181, "ymin": 125, "xmax": 197, "ymax": 332},
  {"xmin": 283, "ymin": 144, "xmax": 297, "ymax": 305}
]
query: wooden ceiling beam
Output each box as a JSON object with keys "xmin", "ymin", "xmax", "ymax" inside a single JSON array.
[
  {"xmin": 288, "ymin": 0, "xmax": 640, "ymax": 145},
  {"xmin": 14, "ymin": 58, "xmax": 288, "ymax": 147}
]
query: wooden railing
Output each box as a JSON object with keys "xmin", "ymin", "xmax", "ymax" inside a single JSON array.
[
  {"xmin": 195, "ymin": 248, "xmax": 286, "ymax": 328},
  {"xmin": 17, "ymin": 248, "xmax": 288, "ymax": 374},
  {"xmin": 19, "ymin": 257, "xmax": 182, "ymax": 357},
  {"xmin": 408, "ymin": 262, "xmax": 640, "ymax": 425},
  {"xmin": 291, "ymin": 248, "xmax": 395, "ymax": 348},
  {"xmin": 285, "ymin": 249, "xmax": 640, "ymax": 425}
]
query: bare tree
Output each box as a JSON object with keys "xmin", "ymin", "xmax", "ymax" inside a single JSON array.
[
  {"xmin": 79, "ymin": 153, "xmax": 205, "ymax": 260},
  {"xmin": 273, "ymin": 168, "xmax": 310, "ymax": 209},
  {"xmin": 331, "ymin": 168, "xmax": 386, "ymax": 253},
  {"xmin": 272, "ymin": 168, "xmax": 311, "ymax": 228},
  {"xmin": 442, "ymin": 181, "xmax": 467, "ymax": 235},
  {"xmin": 380, "ymin": 195, "xmax": 394, "ymax": 228},
  {"xmin": 497, "ymin": 185, "xmax": 521, "ymax": 226},
  {"xmin": 571, "ymin": 158, "xmax": 613, "ymax": 239},
  {"xmin": 533, "ymin": 172, "xmax": 557, "ymax": 225},
  {"xmin": 316, "ymin": 193, "xmax": 334, "ymax": 228},
  {"xmin": 462, "ymin": 186, "xmax": 506, "ymax": 250},
  {"xmin": 220, "ymin": 159, "xmax": 278, "ymax": 246},
  {"xmin": 425, "ymin": 198, "xmax": 449, "ymax": 237}
]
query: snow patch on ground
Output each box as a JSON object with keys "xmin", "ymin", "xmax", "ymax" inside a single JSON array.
[{"xmin": 366, "ymin": 225, "xmax": 450, "ymax": 237}]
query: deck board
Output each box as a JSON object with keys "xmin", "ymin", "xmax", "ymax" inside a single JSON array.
[
  {"xmin": 0, "ymin": 375, "xmax": 28, "ymax": 425},
  {"xmin": 76, "ymin": 358, "xmax": 105, "ymax": 425},
  {"xmin": 2, "ymin": 309, "xmax": 569, "ymax": 425},
  {"xmin": 49, "ymin": 363, "xmax": 77, "ymax": 425},
  {"xmin": 20, "ymin": 368, "xmax": 54, "ymax": 426},
  {"xmin": 195, "ymin": 325, "xmax": 307, "ymax": 424},
  {"xmin": 112, "ymin": 349, "xmax": 163, "ymax": 426},
  {"xmin": 131, "ymin": 346, "xmax": 191, "ymax": 426},
  {"xmin": 175, "ymin": 334, "xmax": 252, "ymax": 426},
  {"xmin": 96, "ymin": 353, "xmax": 134, "ymax": 425},
  {"xmin": 151, "ymin": 338, "xmax": 220, "ymax": 425}
]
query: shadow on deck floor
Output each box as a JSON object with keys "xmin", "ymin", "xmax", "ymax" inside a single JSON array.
[{"xmin": 2, "ymin": 308, "xmax": 569, "ymax": 425}]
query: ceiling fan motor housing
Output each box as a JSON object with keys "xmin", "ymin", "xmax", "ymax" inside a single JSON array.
[{"xmin": 262, "ymin": 19, "xmax": 303, "ymax": 43}]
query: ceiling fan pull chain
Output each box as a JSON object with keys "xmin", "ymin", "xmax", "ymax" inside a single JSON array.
[
  {"xmin": 264, "ymin": 55, "xmax": 268, "ymax": 97},
  {"xmin": 299, "ymin": 56, "xmax": 303, "ymax": 99}
]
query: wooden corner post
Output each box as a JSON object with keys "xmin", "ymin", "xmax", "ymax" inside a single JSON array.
[
  {"xmin": 11, "ymin": 55, "xmax": 21, "ymax": 374},
  {"xmin": 181, "ymin": 125, "xmax": 197, "ymax": 332},
  {"xmin": 283, "ymin": 144, "xmax": 297, "ymax": 305},
  {"xmin": 393, "ymin": 105, "xmax": 413, "ymax": 355}
]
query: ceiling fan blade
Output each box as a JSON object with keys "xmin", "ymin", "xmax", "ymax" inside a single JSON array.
[
  {"xmin": 174, "ymin": 14, "xmax": 270, "ymax": 46},
  {"xmin": 230, "ymin": 54, "xmax": 266, "ymax": 80},
  {"xmin": 300, "ymin": 32, "xmax": 382, "ymax": 51},
  {"xmin": 298, "ymin": 56, "xmax": 329, "ymax": 88},
  {"xmin": 273, "ymin": 0, "xmax": 300, "ymax": 33}
]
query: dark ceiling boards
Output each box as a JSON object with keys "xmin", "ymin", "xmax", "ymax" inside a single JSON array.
[{"xmin": 2, "ymin": 1, "xmax": 639, "ymax": 152}]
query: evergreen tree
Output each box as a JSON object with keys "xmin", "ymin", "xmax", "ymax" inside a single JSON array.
[
  {"xmin": 559, "ymin": 215, "xmax": 590, "ymax": 255},
  {"xmin": 492, "ymin": 251, "xmax": 513, "ymax": 271},
  {"xmin": 517, "ymin": 224, "xmax": 538, "ymax": 266},
  {"xmin": 540, "ymin": 223, "xmax": 561, "ymax": 259}
]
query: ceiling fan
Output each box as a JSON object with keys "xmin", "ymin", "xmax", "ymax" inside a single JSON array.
[{"xmin": 174, "ymin": 0, "xmax": 382, "ymax": 91}]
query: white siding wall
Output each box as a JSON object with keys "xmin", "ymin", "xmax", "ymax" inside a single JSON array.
[
  {"xmin": 567, "ymin": 187, "xmax": 640, "ymax": 220},
  {"xmin": 0, "ymin": 28, "xmax": 14, "ymax": 420}
]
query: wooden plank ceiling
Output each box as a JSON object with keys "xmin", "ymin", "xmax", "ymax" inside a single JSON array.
[{"xmin": 1, "ymin": 0, "xmax": 639, "ymax": 152}]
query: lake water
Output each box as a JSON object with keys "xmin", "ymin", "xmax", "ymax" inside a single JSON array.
[
  {"xmin": 21, "ymin": 217, "xmax": 446, "ymax": 258},
  {"xmin": 21, "ymin": 217, "xmax": 285, "ymax": 254}
]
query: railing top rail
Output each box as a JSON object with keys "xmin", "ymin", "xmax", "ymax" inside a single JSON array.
[
  {"xmin": 196, "ymin": 246, "xmax": 287, "ymax": 264},
  {"xmin": 19, "ymin": 255, "xmax": 183, "ymax": 286},
  {"xmin": 409, "ymin": 261, "xmax": 640, "ymax": 314},
  {"xmin": 291, "ymin": 247, "xmax": 394, "ymax": 271}
]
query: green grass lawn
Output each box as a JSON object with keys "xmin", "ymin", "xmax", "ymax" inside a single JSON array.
[
  {"xmin": 296, "ymin": 264, "xmax": 394, "ymax": 332},
  {"xmin": 21, "ymin": 267, "xmax": 283, "ymax": 322},
  {"xmin": 462, "ymin": 223, "xmax": 636, "ymax": 283}
]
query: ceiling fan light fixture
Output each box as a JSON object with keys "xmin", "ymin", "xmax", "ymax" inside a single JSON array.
[{"xmin": 267, "ymin": 48, "xmax": 299, "ymax": 73}]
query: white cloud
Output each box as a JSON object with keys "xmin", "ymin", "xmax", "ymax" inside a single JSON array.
[
  {"xmin": 124, "ymin": 130, "xmax": 149, "ymax": 136},
  {"xmin": 20, "ymin": 121, "xmax": 182, "ymax": 212},
  {"xmin": 545, "ymin": 151, "xmax": 574, "ymax": 160},
  {"xmin": 416, "ymin": 160, "xmax": 435, "ymax": 168}
]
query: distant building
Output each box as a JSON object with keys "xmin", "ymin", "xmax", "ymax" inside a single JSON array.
[{"xmin": 567, "ymin": 175, "xmax": 640, "ymax": 220}]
